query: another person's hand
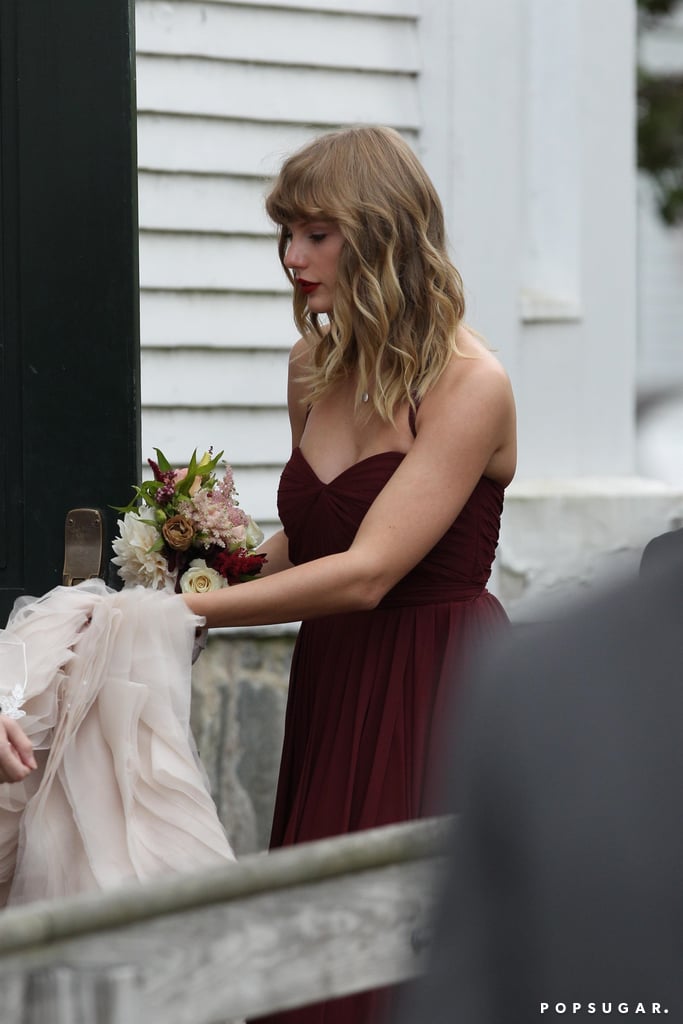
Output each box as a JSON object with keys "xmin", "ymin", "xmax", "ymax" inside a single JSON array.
[{"xmin": 0, "ymin": 715, "xmax": 37, "ymax": 783}]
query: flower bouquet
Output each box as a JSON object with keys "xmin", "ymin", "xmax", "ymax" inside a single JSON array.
[{"xmin": 112, "ymin": 448, "xmax": 266, "ymax": 594}]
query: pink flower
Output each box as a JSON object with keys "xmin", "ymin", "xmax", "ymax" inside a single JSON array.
[{"xmin": 178, "ymin": 486, "xmax": 249, "ymax": 550}]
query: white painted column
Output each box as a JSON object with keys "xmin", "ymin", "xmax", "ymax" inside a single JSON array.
[
  {"xmin": 517, "ymin": 0, "xmax": 638, "ymax": 479},
  {"xmin": 418, "ymin": 0, "xmax": 523, "ymax": 380},
  {"xmin": 418, "ymin": 0, "xmax": 683, "ymax": 620}
]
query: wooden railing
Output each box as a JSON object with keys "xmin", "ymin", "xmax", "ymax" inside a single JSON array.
[{"xmin": 0, "ymin": 817, "xmax": 452, "ymax": 1024}]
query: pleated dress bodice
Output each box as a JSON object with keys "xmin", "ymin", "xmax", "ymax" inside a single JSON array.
[{"xmin": 279, "ymin": 446, "xmax": 504, "ymax": 604}]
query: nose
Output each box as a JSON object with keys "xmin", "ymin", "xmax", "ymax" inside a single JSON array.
[{"xmin": 284, "ymin": 235, "xmax": 305, "ymax": 270}]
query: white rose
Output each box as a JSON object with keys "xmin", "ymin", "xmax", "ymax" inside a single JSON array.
[
  {"xmin": 111, "ymin": 511, "xmax": 171, "ymax": 590},
  {"xmin": 245, "ymin": 516, "xmax": 264, "ymax": 549},
  {"xmin": 179, "ymin": 559, "xmax": 227, "ymax": 594}
]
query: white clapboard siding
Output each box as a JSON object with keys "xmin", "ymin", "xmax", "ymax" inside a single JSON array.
[
  {"xmin": 139, "ymin": 233, "xmax": 285, "ymax": 291},
  {"xmin": 140, "ymin": 292, "xmax": 296, "ymax": 348},
  {"xmin": 190, "ymin": 0, "xmax": 419, "ymax": 14},
  {"xmin": 137, "ymin": 115, "xmax": 419, "ymax": 176},
  {"xmin": 136, "ymin": 2, "xmax": 419, "ymax": 74},
  {"xmin": 141, "ymin": 348, "xmax": 289, "ymax": 406},
  {"xmin": 136, "ymin": 0, "xmax": 421, "ymax": 536},
  {"xmin": 137, "ymin": 116, "xmax": 325, "ymax": 176},
  {"xmin": 138, "ymin": 172, "xmax": 273, "ymax": 234},
  {"xmin": 142, "ymin": 408, "xmax": 291, "ymax": 466},
  {"xmin": 136, "ymin": 56, "xmax": 419, "ymax": 127},
  {"xmin": 227, "ymin": 466, "xmax": 287, "ymax": 525}
]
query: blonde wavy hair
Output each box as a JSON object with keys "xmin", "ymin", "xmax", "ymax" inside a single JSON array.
[{"xmin": 265, "ymin": 125, "xmax": 466, "ymax": 422}]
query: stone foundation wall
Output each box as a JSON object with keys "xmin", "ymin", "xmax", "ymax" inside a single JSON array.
[{"xmin": 190, "ymin": 631, "xmax": 295, "ymax": 856}]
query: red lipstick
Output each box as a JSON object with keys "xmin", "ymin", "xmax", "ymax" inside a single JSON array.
[{"xmin": 297, "ymin": 279, "xmax": 320, "ymax": 295}]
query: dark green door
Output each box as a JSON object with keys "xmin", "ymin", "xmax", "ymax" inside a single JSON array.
[{"xmin": 0, "ymin": 0, "xmax": 141, "ymax": 623}]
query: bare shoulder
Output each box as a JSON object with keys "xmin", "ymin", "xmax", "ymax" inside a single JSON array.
[
  {"xmin": 416, "ymin": 326, "xmax": 517, "ymax": 485},
  {"xmin": 434, "ymin": 326, "xmax": 514, "ymax": 410},
  {"xmin": 289, "ymin": 334, "xmax": 312, "ymax": 367}
]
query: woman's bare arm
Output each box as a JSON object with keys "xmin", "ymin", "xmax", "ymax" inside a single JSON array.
[{"xmin": 255, "ymin": 529, "xmax": 292, "ymax": 577}]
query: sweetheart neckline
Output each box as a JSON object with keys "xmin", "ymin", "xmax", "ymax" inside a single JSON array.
[
  {"xmin": 294, "ymin": 445, "xmax": 406, "ymax": 486},
  {"xmin": 291, "ymin": 446, "xmax": 505, "ymax": 493}
]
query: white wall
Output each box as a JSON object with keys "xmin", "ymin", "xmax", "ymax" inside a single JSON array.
[
  {"xmin": 420, "ymin": 0, "xmax": 639, "ymax": 480},
  {"xmin": 419, "ymin": 0, "xmax": 683, "ymax": 619}
]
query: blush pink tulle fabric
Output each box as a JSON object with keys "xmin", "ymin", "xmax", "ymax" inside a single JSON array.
[{"xmin": 0, "ymin": 581, "xmax": 235, "ymax": 907}]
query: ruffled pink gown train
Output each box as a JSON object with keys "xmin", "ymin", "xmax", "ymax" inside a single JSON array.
[{"xmin": 0, "ymin": 581, "xmax": 234, "ymax": 907}]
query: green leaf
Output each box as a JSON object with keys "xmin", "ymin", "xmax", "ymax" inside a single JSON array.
[
  {"xmin": 154, "ymin": 448, "xmax": 172, "ymax": 472},
  {"xmin": 111, "ymin": 483, "xmax": 146, "ymax": 514}
]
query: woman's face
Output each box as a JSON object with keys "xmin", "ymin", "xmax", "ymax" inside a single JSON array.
[{"xmin": 283, "ymin": 220, "xmax": 345, "ymax": 315}]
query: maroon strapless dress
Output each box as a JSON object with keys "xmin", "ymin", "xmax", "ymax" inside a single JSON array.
[{"xmin": 259, "ymin": 446, "xmax": 509, "ymax": 1024}]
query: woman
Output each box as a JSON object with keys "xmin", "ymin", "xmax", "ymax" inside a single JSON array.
[{"xmin": 183, "ymin": 125, "xmax": 516, "ymax": 1023}]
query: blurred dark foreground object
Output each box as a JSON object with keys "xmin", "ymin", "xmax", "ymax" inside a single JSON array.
[
  {"xmin": 640, "ymin": 525, "xmax": 683, "ymax": 579},
  {"xmin": 397, "ymin": 547, "xmax": 683, "ymax": 1024}
]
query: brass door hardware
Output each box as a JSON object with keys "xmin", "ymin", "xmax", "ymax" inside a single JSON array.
[{"xmin": 62, "ymin": 508, "xmax": 104, "ymax": 587}]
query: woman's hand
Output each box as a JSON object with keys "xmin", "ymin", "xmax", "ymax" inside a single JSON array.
[{"xmin": 0, "ymin": 714, "xmax": 37, "ymax": 783}]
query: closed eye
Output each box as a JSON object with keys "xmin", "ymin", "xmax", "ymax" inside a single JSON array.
[{"xmin": 310, "ymin": 233, "xmax": 327, "ymax": 243}]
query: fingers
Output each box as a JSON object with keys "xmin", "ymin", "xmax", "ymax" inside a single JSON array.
[
  {"xmin": 5, "ymin": 717, "xmax": 37, "ymax": 769},
  {"xmin": 0, "ymin": 715, "xmax": 37, "ymax": 783}
]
